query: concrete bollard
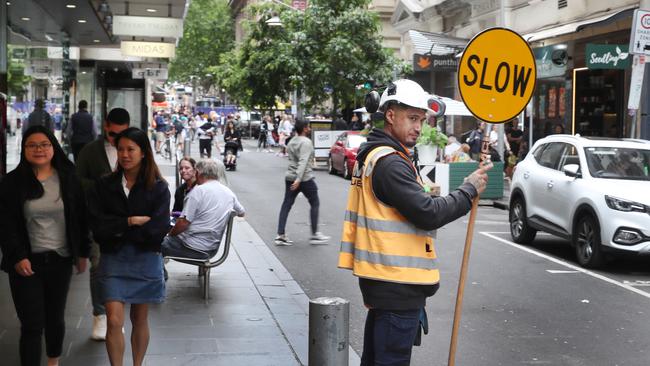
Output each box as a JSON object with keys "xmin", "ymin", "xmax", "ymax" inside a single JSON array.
[{"xmin": 309, "ymin": 297, "xmax": 350, "ymax": 366}]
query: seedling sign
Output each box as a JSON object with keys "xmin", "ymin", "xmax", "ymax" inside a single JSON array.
[{"xmin": 458, "ymin": 28, "xmax": 536, "ymax": 123}]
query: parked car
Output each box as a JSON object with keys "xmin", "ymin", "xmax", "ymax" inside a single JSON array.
[
  {"xmin": 328, "ymin": 132, "xmax": 366, "ymax": 179},
  {"xmin": 509, "ymin": 135, "xmax": 650, "ymax": 268}
]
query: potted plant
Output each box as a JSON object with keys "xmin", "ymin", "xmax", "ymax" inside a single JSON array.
[{"xmin": 416, "ymin": 123, "xmax": 448, "ymax": 165}]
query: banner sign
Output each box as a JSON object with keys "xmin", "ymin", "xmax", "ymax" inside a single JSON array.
[
  {"xmin": 414, "ymin": 54, "xmax": 459, "ymax": 71},
  {"xmin": 121, "ymin": 41, "xmax": 176, "ymax": 58},
  {"xmin": 113, "ymin": 16, "xmax": 184, "ymax": 38},
  {"xmin": 586, "ymin": 44, "xmax": 630, "ymax": 69}
]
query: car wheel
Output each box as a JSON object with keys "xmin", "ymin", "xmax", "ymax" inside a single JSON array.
[
  {"xmin": 509, "ymin": 197, "xmax": 537, "ymax": 244},
  {"xmin": 328, "ymin": 156, "xmax": 337, "ymax": 175},
  {"xmin": 573, "ymin": 215, "xmax": 603, "ymax": 268},
  {"xmin": 343, "ymin": 159, "xmax": 351, "ymax": 180}
]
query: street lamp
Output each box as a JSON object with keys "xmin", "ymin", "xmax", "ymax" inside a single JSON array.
[{"xmin": 262, "ymin": 0, "xmax": 306, "ymax": 118}]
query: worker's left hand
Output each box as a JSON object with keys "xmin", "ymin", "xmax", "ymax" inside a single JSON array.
[{"xmin": 290, "ymin": 179, "xmax": 300, "ymax": 191}]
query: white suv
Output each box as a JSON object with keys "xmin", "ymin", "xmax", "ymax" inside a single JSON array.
[{"xmin": 509, "ymin": 135, "xmax": 650, "ymax": 268}]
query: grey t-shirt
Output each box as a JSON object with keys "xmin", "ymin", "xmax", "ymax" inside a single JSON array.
[
  {"xmin": 285, "ymin": 135, "xmax": 314, "ymax": 182},
  {"xmin": 24, "ymin": 172, "xmax": 69, "ymax": 257},
  {"xmin": 178, "ymin": 180, "xmax": 245, "ymax": 252}
]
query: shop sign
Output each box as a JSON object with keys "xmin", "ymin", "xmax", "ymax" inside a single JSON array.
[
  {"xmin": 414, "ymin": 54, "xmax": 459, "ymax": 71},
  {"xmin": 533, "ymin": 45, "xmax": 567, "ymax": 78},
  {"xmin": 47, "ymin": 46, "xmax": 80, "ymax": 60},
  {"xmin": 132, "ymin": 68, "xmax": 168, "ymax": 80},
  {"xmin": 458, "ymin": 28, "xmax": 537, "ymax": 124},
  {"xmin": 113, "ymin": 16, "xmax": 184, "ymax": 39},
  {"xmin": 121, "ymin": 41, "xmax": 176, "ymax": 58},
  {"xmin": 586, "ymin": 44, "xmax": 630, "ymax": 69}
]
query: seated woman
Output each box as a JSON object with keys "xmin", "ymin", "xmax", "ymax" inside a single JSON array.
[
  {"xmin": 172, "ymin": 157, "xmax": 197, "ymax": 216},
  {"xmin": 88, "ymin": 127, "xmax": 170, "ymax": 366},
  {"xmin": 450, "ymin": 143, "xmax": 473, "ymax": 163},
  {"xmin": 0, "ymin": 126, "xmax": 89, "ymax": 366}
]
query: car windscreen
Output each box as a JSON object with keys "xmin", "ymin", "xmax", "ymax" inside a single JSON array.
[
  {"xmin": 584, "ymin": 147, "xmax": 650, "ymax": 180},
  {"xmin": 347, "ymin": 135, "xmax": 366, "ymax": 148}
]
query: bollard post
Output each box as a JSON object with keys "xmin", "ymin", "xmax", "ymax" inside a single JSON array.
[
  {"xmin": 309, "ymin": 297, "xmax": 349, "ymax": 366},
  {"xmin": 184, "ymin": 137, "xmax": 191, "ymax": 157}
]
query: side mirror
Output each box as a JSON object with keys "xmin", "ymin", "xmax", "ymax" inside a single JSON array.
[{"xmin": 563, "ymin": 164, "xmax": 581, "ymax": 178}]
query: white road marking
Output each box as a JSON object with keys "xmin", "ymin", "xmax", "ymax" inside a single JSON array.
[
  {"xmin": 481, "ymin": 232, "xmax": 650, "ymax": 300},
  {"xmin": 76, "ymin": 316, "xmax": 83, "ymax": 329},
  {"xmin": 624, "ymin": 280, "xmax": 650, "ymax": 287},
  {"xmin": 463, "ymin": 220, "xmax": 509, "ymax": 225},
  {"xmin": 546, "ymin": 270, "xmax": 580, "ymax": 274}
]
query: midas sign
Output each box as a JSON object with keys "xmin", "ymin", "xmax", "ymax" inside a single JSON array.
[{"xmin": 458, "ymin": 28, "xmax": 536, "ymax": 123}]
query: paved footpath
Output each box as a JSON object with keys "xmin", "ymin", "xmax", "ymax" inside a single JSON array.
[{"xmin": 0, "ymin": 133, "xmax": 360, "ymax": 365}]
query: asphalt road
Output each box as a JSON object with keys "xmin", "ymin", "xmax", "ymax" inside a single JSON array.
[{"xmin": 228, "ymin": 140, "xmax": 650, "ymax": 366}]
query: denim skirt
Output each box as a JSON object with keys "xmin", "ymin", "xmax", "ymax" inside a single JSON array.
[{"xmin": 98, "ymin": 244, "xmax": 165, "ymax": 304}]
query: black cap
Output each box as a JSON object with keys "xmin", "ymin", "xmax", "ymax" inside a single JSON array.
[{"xmin": 106, "ymin": 108, "xmax": 130, "ymax": 125}]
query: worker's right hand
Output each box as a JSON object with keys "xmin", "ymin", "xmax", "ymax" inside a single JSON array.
[
  {"xmin": 464, "ymin": 164, "xmax": 492, "ymax": 195},
  {"xmin": 129, "ymin": 216, "xmax": 151, "ymax": 226}
]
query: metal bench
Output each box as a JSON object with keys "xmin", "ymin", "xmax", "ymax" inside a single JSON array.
[{"xmin": 164, "ymin": 212, "xmax": 236, "ymax": 300}]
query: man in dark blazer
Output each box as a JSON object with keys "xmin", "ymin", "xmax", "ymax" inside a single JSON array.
[
  {"xmin": 76, "ymin": 108, "xmax": 130, "ymax": 341},
  {"xmin": 68, "ymin": 100, "xmax": 98, "ymax": 161}
]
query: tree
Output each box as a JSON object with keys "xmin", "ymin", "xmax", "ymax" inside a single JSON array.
[
  {"xmin": 168, "ymin": 0, "xmax": 234, "ymax": 92},
  {"xmin": 217, "ymin": 0, "xmax": 403, "ymax": 113},
  {"xmin": 7, "ymin": 47, "xmax": 31, "ymax": 100}
]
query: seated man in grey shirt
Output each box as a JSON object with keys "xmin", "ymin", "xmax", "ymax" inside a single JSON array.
[{"xmin": 162, "ymin": 159, "xmax": 245, "ymax": 260}]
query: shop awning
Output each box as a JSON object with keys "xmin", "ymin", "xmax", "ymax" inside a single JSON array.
[
  {"xmin": 438, "ymin": 97, "xmax": 473, "ymax": 117},
  {"xmin": 522, "ymin": 6, "xmax": 637, "ymax": 42},
  {"xmin": 408, "ymin": 30, "xmax": 468, "ymax": 56}
]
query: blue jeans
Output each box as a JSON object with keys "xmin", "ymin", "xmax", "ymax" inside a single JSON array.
[
  {"xmin": 277, "ymin": 179, "xmax": 320, "ymax": 235},
  {"xmin": 361, "ymin": 308, "xmax": 422, "ymax": 366}
]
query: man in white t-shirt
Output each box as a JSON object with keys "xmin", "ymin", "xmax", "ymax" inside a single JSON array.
[{"xmin": 162, "ymin": 159, "xmax": 245, "ymax": 259}]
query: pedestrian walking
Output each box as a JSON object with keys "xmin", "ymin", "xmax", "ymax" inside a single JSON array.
[
  {"xmin": 0, "ymin": 125, "xmax": 90, "ymax": 366},
  {"xmin": 88, "ymin": 127, "xmax": 170, "ymax": 366},
  {"xmin": 337, "ymin": 79, "xmax": 490, "ymax": 365},
  {"xmin": 23, "ymin": 99, "xmax": 54, "ymax": 134},
  {"xmin": 68, "ymin": 100, "xmax": 98, "ymax": 161},
  {"xmin": 75, "ymin": 107, "xmax": 130, "ymax": 341},
  {"xmin": 197, "ymin": 119, "xmax": 215, "ymax": 158},
  {"xmin": 274, "ymin": 120, "xmax": 330, "ymax": 246}
]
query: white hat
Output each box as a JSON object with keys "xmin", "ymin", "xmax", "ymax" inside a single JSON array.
[{"xmin": 379, "ymin": 79, "xmax": 431, "ymax": 112}]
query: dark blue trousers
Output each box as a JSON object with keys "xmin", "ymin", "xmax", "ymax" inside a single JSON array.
[
  {"xmin": 361, "ymin": 308, "xmax": 421, "ymax": 366},
  {"xmin": 277, "ymin": 179, "xmax": 319, "ymax": 235}
]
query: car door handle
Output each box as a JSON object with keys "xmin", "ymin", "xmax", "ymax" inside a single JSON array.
[
  {"xmin": 547, "ymin": 181, "xmax": 554, "ymax": 189},
  {"xmin": 523, "ymin": 172, "xmax": 530, "ymax": 179}
]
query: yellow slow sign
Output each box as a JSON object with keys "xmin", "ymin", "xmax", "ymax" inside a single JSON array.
[{"xmin": 458, "ymin": 28, "xmax": 536, "ymax": 124}]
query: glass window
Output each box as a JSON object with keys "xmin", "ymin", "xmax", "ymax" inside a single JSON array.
[
  {"xmin": 584, "ymin": 147, "xmax": 650, "ymax": 180},
  {"xmin": 532, "ymin": 143, "xmax": 547, "ymax": 162},
  {"xmin": 346, "ymin": 134, "xmax": 366, "ymax": 148},
  {"xmin": 558, "ymin": 144, "xmax": 580, "ymax": 170},
  {"xmin": 537, "ymin": 142, "xmax": 565, "ymax": 170}
]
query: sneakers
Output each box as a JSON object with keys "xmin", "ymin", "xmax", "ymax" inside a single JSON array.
[
  {"xmin": 310, "ymin": 232, "xmax": 331, "ymax": 245},
  {"xmin": 91, "ymin": 315, "xmax": 107, "ymax": 341},
  {"xmin": 274, "ymin": 235, "xmax": 293, "ymax": 246}
]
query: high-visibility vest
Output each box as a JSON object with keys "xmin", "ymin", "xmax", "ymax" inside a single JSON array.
[{"xmin": 338, "ymin": 146, "xmax": 440, "ymax": 285}]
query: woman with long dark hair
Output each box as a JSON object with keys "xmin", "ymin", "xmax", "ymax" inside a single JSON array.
[
  {"xmin": 0, "ymin": 126, "xmax": 90, "ymax": 366},
  {"xmin": 88, "ymin": 127, "xmax": 170, "ymax": 366},
  {"xmin": 172, "ymin": 156, "xmax": 197, "ymax": 214},
  {"xmin": 224, "ymin": 120, "xmax": 241, "ymax": 166}
]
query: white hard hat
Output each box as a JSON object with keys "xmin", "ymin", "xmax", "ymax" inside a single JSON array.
[{"xmin": 379, "ymin": 79, "xmax": 431, "ymax": 112}]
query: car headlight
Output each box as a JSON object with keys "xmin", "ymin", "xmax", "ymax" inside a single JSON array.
[{"xmin": 605, "ymin": 196, "xmax": 648, "ymax": 213}]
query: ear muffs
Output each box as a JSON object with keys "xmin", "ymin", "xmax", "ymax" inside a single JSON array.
[
  {"xmin": 428, "ymin": 98, "xmax": 446, "ymax": 118},
  {"xmin": 365, "ymin": 91, "xmax": 381, "ymax": 113}
]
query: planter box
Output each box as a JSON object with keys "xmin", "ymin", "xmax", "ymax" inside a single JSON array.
[{"xmin": 419, "ymin": 162, "xmax": 504, "ymax": 200}]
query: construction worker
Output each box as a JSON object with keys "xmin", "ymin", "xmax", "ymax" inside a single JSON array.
[{"xmin": 338, "ymin": 79, "xmax": 491, "ymax": 365}]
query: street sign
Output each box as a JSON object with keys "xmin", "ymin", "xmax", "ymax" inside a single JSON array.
[
  {"xmin": 630, "ymin": 9, "xmax": 650, "ymax": 55},
  {"xmin": 457, "ymin": 27, "xmax": 536, "ymax": 123}
]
